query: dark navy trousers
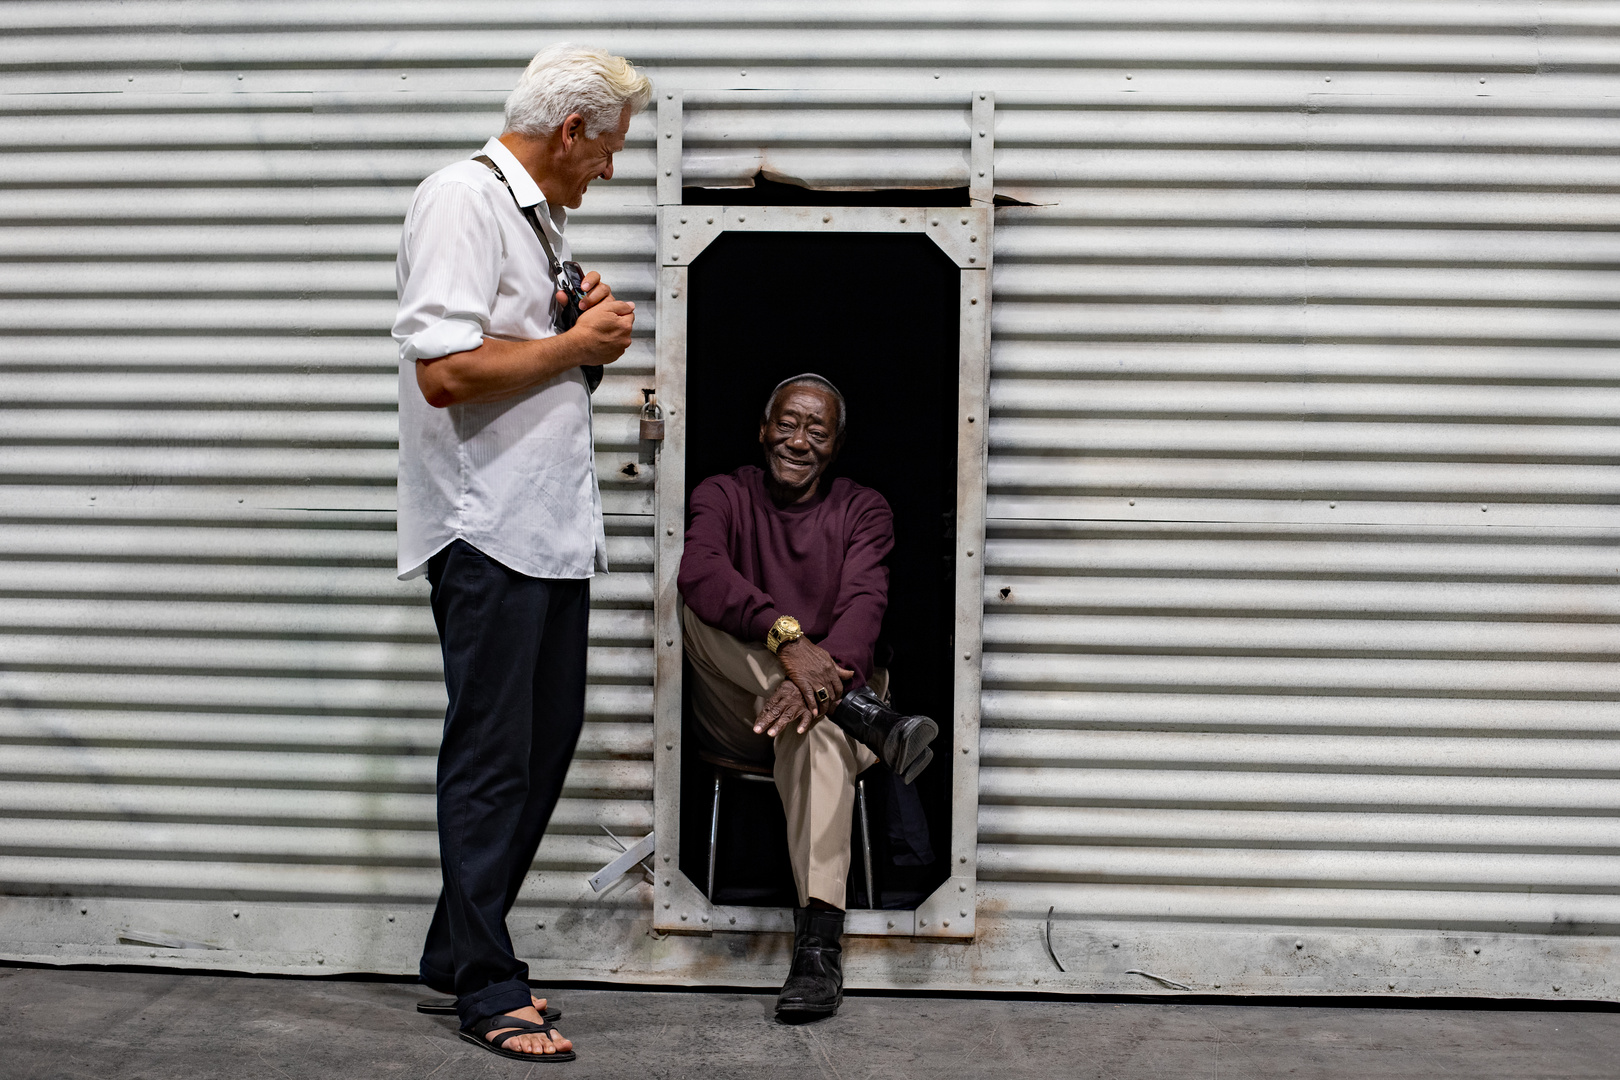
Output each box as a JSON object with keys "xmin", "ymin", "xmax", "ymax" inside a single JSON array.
[{"xmin": 418, "ymin": 540, "xmax": 589, "ymax": 1029}]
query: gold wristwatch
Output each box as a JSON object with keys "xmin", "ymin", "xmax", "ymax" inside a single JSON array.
[{"xmin": 765, "ymin": 615, "xmax": 803, "ymax": 654}]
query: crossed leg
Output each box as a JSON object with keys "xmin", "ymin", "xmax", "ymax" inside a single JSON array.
[{"xmin": 681, "ymin": 605, "xmax": 880, "ymax": 909}]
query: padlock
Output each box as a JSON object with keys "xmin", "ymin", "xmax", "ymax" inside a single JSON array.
[{"xmin": 639, "ymin": 388, "xmax": 665, "ymax": 441}]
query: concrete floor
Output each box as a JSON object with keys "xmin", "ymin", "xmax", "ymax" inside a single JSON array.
[{"xmin": 3, "ymin": 966, "xmax": 1617, "ymax": 1080}]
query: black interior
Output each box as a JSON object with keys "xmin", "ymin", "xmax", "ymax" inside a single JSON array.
[{"xmin": 676, "ymin": 229, "xmax": 959, "ymax": 909}]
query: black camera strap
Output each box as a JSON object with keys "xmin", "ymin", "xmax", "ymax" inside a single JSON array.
[{"xmin": 473, "ymin": 154, "xmax": 602, "ymax": 392}]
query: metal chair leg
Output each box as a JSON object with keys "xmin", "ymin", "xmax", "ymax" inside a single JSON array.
[
  {"xmin": 857, "ymin": 777, "xmax": 875, "ymax": 910},
  {"xmin": 707, "ymin": 770, "xmax": 722, "ymax": 901}
]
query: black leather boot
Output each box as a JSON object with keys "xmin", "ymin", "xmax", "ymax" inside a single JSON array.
[
  {"xmin": 776, "ymin": 906, "xmax": 845, "ymax": 1019},
  {"xmin": 830, "ymin": 686, "xmax": 937, "ymax": 784}
]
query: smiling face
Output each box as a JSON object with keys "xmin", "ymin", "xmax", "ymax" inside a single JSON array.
[
  {"xmin": 547, "ymin": 105, "xmax": 632, "ymax": 209},
  {"xmin": 758, "ymin": 384, "xmax": 842, "ymax": 505}
]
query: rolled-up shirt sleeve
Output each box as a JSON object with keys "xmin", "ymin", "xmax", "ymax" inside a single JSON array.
[{"xmin": 393, "ymin": 179, "xmax": 503, "ymax": 363}]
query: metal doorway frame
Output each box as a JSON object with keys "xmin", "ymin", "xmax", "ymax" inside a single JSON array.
[{"xmin": 648, "ymin": 90, "xmax": 993, "ymax": 939}]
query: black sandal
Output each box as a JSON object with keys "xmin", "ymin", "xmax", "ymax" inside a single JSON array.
[
  {"xmin": 417, "ymin": 995, "xmax": 560, "ymax": 1022},
  {"xmin": 458, "ymin": 1013, "xmax": 576, "ymax": 1063}
]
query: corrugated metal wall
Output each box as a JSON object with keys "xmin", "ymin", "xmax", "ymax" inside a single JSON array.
[{"xmin": 2, "ymin": 2, "xmax": 1617, "ymax": 997}]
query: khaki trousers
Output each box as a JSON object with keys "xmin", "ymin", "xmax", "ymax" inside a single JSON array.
[{"xmin": 681, "ymin": 604, "xmax": 881, "ymax": 910}]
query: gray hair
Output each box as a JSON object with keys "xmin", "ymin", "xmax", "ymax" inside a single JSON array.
[
  {"xmin": 762, "ymin": 374, "xmax": 847, "ymax": 439},
  {"xmin": 503, "ymin": 43, "xmax": 653, "ymax": 140}
]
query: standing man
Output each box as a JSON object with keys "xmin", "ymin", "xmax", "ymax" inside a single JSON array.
[{"xmin": 392, "ymin": 44, "xmax": 650, "ymax": 1063}]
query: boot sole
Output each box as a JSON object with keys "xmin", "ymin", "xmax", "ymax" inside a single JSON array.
[
  {"xmin": 776, "ymin": 996, "xmax": 843, "ymax": 1018},
  {"xmin": 899, "ymin": 745, "xmax": 934, "ymax": 785},
  {"xmin": 892, "ymin": 716, "xmax": 938, "ymax": 782}
]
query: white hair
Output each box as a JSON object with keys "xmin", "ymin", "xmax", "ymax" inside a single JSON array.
[
  {"xmin": 763, "ymin": 374, "xmax": 847, "ymax": 438},
  {"xmin": 503, "ymin": 43, "xmax": 652, "ymax": 139}
]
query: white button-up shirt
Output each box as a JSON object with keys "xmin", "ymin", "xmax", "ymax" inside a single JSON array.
[{"xmin": 393, "ymin": 136, "xmax": 607, "ymax": 581}]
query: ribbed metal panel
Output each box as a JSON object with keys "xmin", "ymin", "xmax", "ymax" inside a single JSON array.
[
  {"xmin": 0, "ymin": 512, "xmax": 657, "ymax": 890},
  {"xmin": 979, "ymin": 61, "xmax": 1619, "ymax": 961},
  {"xmin": 0, "ymin": 26, "xmax": 661, "ymax": 933},
  {"xmin": 2, "ymin": 2, "xmax": 1617, "ymax": 997},
  {"xmin": 682, "ymin": 91, "xmax": 974, "ymax": 189}
]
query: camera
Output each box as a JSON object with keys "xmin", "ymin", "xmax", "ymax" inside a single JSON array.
[{"xmin": 555, "ymin": 259, "xmax": 588, "ymax": 332}]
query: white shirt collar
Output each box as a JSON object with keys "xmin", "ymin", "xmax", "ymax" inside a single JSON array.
[{"xmin": 478, "ymin": 136, "xmax": 566, "ymax": 229}]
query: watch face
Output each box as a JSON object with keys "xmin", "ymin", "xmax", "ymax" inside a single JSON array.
[{"xmin": 769, "ymin": 616, "xmax": 800, "ymax": 651}]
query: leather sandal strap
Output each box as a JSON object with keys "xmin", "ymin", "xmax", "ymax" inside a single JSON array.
[
  {"xmin": 490, "ymin": 1026, "xmax": 557, "ymax": 1050},
  {"xmin": 469, "ymin": 1013, "xmax": 555, "ymax": 1042}
]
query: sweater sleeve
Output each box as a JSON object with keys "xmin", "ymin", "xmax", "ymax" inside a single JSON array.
[
  {"xmin": 677, "ymin": 477, "xmax": 783, "ymax": 641},
  {"xmin": 816, "ymin": 490, "xmax": 894, "ymax": 689}
]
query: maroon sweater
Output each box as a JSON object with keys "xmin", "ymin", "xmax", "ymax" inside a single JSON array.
[{"xmin": 678, "ymin": 465, "xmax": 893, "ymax": 689}]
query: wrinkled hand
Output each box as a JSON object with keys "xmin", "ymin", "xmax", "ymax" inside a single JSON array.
[
  {"xmin": 568, "ymin": 295, "xmax": 635, "ymax": 366},
  {"xmin": 755, "ymin": 680, "xmax": 815, "ymax": 739},
  {"xmin": 777, "ymin": 638, "xmax": 855, "ymax": 728}
]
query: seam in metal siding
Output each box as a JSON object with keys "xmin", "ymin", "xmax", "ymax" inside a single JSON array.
[{"xmin": 1, "ymin": 2, "xmax": 1617, "ymax": 997}]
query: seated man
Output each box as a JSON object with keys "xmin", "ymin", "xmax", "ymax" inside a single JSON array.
[{"xmin": 677, "ymin": 373, "xmax": 938, "ymax": 1021}]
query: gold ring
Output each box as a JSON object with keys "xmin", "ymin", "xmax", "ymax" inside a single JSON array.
[{"xmin": 814, "ymin": 686, "xmax": 830, "ymax": 706}]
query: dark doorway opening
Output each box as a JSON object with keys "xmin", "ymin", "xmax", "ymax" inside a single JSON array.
[{"xmin": 678, "ymin": 230, "xmax": 959, "ymax": 910}]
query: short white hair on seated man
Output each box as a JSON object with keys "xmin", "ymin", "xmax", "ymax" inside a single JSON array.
[
  {"xmin": 762, "ymin": 373, "xmax": 848, "ymax": 439},
  {"xmin": 504, "ymin": 43, "xmax": 653, "ymax": 139}
]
